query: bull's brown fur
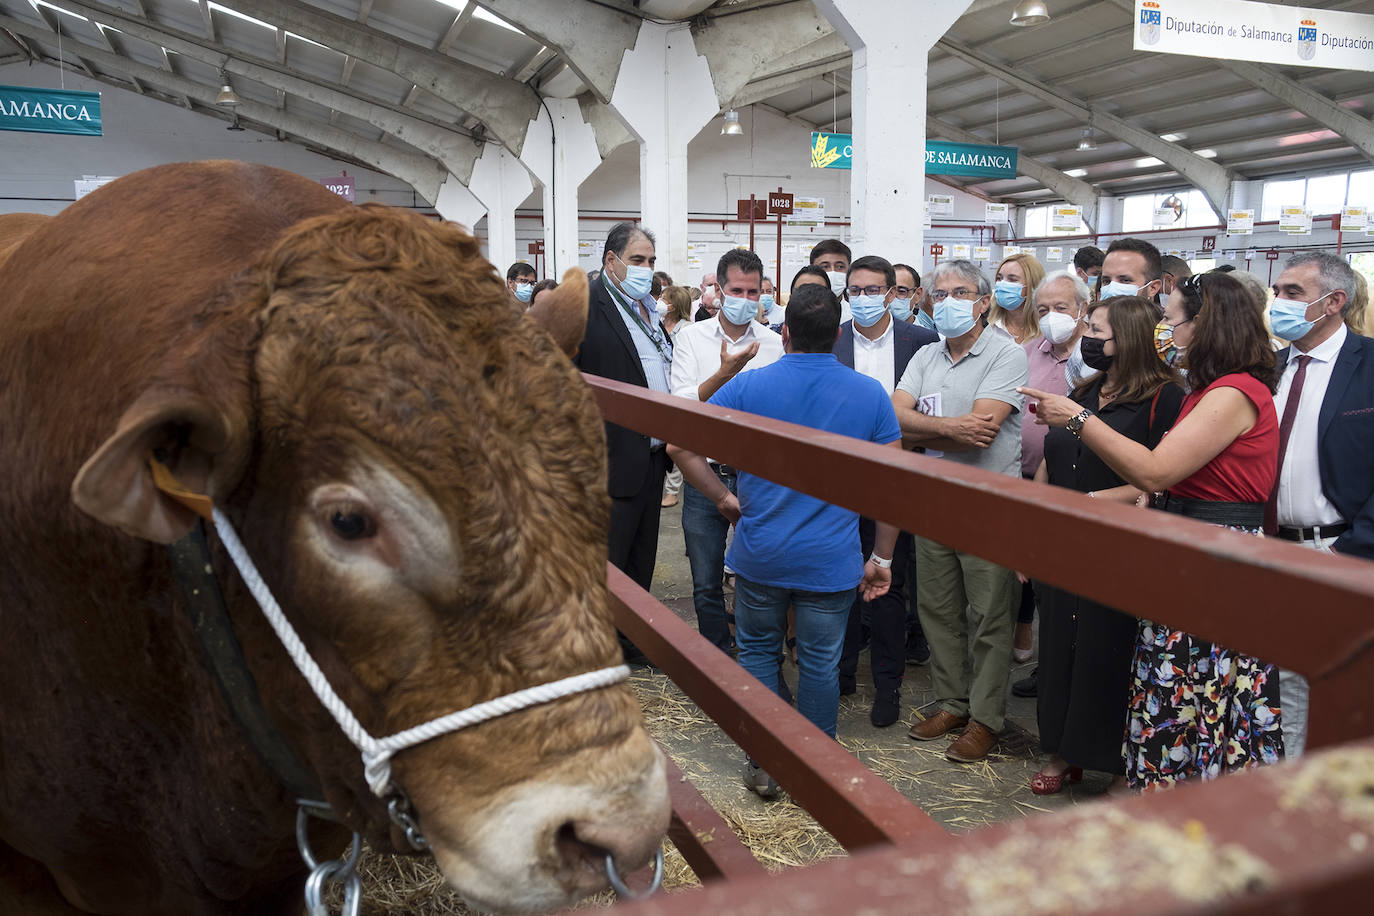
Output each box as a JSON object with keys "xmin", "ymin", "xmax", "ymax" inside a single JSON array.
[{"xmin": 0, "ymin": 162, "xmax": 657, "ymax": 915}]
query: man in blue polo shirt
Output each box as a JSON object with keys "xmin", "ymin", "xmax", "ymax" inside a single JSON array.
[{"xmin": 669, "ymin": 284, "xmax": 901, "ymax": 798}]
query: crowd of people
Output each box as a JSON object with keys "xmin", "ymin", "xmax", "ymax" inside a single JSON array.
[{"xmin": 521, "ymin": 220, "xmax": 1373, "ymax": 800}]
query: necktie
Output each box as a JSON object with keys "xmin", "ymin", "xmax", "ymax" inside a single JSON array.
[{"xmin": 1263, "ymin": 354, "xmax": 1311, "ymax": 535}]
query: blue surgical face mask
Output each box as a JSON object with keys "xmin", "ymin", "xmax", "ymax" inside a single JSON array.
[
  {"xmin": 890, "ymin": 296, "xmax": 914, "ymax": 322},
  {"xmin": 993, "ymin": 280, "xmax": 1025, "ymax": 310},
  {"xmin": 721, "ymin": 294, "xmax": 758, "ymax": 326},
  {"xmin": 915, "ymin": 308, "xmax": 937, "ymax": 332},
  {"xmin": 850, "ymin": 293, "xmax": 889, "ymax": 328},
  {"xmin": 514, "ymin": 281, "xmax": 533, "ymax": 303},
  {"xmin": 1101, "ymin": 281, "xmax": 1139, "ymax": 300},
  {"xmin": 1269, "ymin": 291, "xmax": 1333, "ymax": 341},
  {"xmin": 759, "ymin": 294, "xmax": 775, "ymax": 311},
  {"xmin": 934, "ymin": 296, "xmax": 979, "ymax": 338},
  {"xmin": 613, "ymin": 253, "xmax": 654, "ymax": 300}
]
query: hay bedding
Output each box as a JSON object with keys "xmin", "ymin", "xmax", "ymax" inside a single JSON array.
[{"xmin": 332, "ymin": 673, "xmax": 1034, "ymax": 913}]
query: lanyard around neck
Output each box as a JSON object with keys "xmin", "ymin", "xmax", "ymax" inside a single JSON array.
[{"xmin": 604, "ymin": 273, "xmax": 671, "ymax": 363}]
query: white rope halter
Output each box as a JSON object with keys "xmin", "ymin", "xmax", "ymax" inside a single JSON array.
[{"xmin": 211, "ymin": 508, "xmax": 630, "ymax": 797}]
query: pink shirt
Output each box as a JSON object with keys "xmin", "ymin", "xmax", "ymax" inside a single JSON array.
[{"xmin": 1021, "ymin": 338, "xmax": 1071, "ymax": 477}]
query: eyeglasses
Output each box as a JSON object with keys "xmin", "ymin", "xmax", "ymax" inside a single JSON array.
[
  {"xmin": 846, "ymin": 284, "xmax": 889, "ymax": 297},
  {"xmin": 894, "ymin": 286, "xmax": 919, "ymax": 297},
  {"xmin": 929, "ymin": 288, "xmax": 978, "ymax": 302}
]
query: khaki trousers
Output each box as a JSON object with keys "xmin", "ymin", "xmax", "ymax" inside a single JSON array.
[{"xmin": 914, "ymin": 535, "xmax": 1019, "ymax": 732}]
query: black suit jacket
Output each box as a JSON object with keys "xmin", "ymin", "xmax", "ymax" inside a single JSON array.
[
  {"xmin": 1277, "ymin": 330, "xmax": 1374, "ymax": 558},
  {"xmin": 834, "ymin": 317, "xmax": 940, "ymax": 390},
  {"xmin": 573, "ymin": 276, "xmax": 663, "ymax": 499}
]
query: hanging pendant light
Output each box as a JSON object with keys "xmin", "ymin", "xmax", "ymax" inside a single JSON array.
[
  {"xmin": 1076, "ymin": 127, "xmax": 1097, "ymax": 151},
  {"xmin": 215, "ymin": 69, "xmax": 241, "ymax": 107},
  {"xmin": 1010, "ymin": 1, "xmax": 1051, "ymax": 27},
  {"xmin": 226, "ymin": 113, "xmax": 245, "ymax": 131},
  {"xmin": 720, "ymin": 109, "xmax": 743, "ymax": 137}
]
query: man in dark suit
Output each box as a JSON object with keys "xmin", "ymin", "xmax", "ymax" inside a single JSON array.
[
  {"xmin": 1266, "ymin": 251, "xmax": 1374, "ymax": 756},
  {"xmin": 833, "ymin": 255, "xmax": 940, "ymax": 727},
  {"xmin": 573, "ymin": 223, "xmax": 671, "ymax": 662}
]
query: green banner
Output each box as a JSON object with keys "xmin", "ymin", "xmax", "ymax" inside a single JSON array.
[
  {"xmin": 810, "ymin": 132, "xmax": 1019, "ymax": 179},
  {"xmin": 0, "ymin": 85, "xmax": 102, "ymax": 136}
]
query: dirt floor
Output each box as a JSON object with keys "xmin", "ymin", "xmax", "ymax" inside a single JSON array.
[{"xmin": 342, "ymin": 504, "xmax": 1118, "ymax": 913}]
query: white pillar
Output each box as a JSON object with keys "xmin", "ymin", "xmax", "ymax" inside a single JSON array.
[
  {"xmin": 467, "ymin": 144, "xmax": 534, "ymax": 274},
  {"xmin": 610, "ymin": 22, "xmax": 719, "ymax": 280},
  {"xmin": 814, "ymin": 0, "xmax": 972, "ymax": 260},
  {"xmin": 434, "ymin": 174, "xmax": 487, "ymax": 230},
  {"xmin": 519, "ymin": 99, "xmax": 603, "ymax": 278}
]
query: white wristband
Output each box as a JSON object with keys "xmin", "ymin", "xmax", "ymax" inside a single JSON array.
[{"xmin": 868, "ymin": 553, "xmax": 892, "ymax": 569}]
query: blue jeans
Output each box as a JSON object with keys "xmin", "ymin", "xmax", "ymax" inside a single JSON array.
[
  {"xmin": 681, "ymin": 472, "xmax": 737, "ymax": 653},
  {"xmin": 734, "ymin": 576, "xmax": 853, "ymax": 739}
]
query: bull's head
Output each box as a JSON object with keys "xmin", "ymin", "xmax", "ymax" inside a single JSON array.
[{"xmin": 70, "ymin": 204, "xmax": 670, "ymax": 912}]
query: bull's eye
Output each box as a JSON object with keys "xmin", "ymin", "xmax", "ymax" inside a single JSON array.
[{"xmin": 330, "ymin": 510, "xmax": 375, "ymax": 540}]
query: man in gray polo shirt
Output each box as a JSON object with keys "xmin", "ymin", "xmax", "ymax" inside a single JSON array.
[{"xmin": 892, "ymin": 259, "xmax": 1028, "ymax": 763}]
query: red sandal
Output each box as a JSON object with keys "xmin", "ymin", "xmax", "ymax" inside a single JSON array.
[{"xmin": 1030, "ymin": 766, "xmax": 1083, "ymax": 796}]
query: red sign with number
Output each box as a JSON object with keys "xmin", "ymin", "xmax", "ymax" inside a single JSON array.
[
  {"xmin": 1201, "ymin": 235, "xmax": 1216, "ymax": 252},
  {"xmin": 320, "ymin": 175, "xmax": 354, "ymax": 202},
  {"xmin": 767, "ymin": 192, "xmax": 794, "ymax": 215},
  {"xmin": 930, "ymin": 244, "xmax": 945, "ymax": 255}
]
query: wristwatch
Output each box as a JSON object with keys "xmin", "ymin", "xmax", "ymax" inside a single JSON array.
[
  {"xmin": 868, "ymin": 553, "xmax": 893, "ymax": 569},
  {"xmin": 1066, "ymin": 407, "xmax": 1094, "ymax": 438}
]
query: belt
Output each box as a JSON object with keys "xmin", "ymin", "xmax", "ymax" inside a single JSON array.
[
  {"xmin": 1278, "ymin": 522, "xmax": 1350, "ymax": 542},
  {"xmin": 1154, "ymin": 493, "xmax": 1264, "ymax": 529}
]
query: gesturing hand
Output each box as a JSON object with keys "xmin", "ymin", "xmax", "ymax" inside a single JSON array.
[
  {"xmin": 859, "ymin": 562, "xmax": 891, "ymax": 601},
  {"xmin": 719, "ymin": 339, "xmax": 760, "ymax": 377},
  {"xmin": 947, "ymin": 412, "xmax": 1000, "ymax": 449},
  {"xmin": 1018, "ymin": 387, "xmax": 1081, "ymax": 428}
]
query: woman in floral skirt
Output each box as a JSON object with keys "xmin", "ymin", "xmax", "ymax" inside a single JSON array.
[{"xmin": 1020, "ymin": 271, "xmax": 1282, "ymax": 791}]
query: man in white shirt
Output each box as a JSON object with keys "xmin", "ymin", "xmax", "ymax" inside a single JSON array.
[
  {"xmin": 670, "ymin": 249, "xmax": 785, "ymax": 654},
  {"xmin": 1266, "ymin": 251, "xmax": 1374, "ymax": 758}
]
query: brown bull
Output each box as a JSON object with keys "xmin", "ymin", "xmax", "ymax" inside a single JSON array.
[{"xmin": 0, "ymin": 161, "xmax": 669, "ymax": 915}]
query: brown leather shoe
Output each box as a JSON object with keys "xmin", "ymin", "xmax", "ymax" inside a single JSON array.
[
  {"xmin": 945, "ymin": 720, "xmax": 996, "ymax": 762},
  {"xmin": 907, "ymin": 709, "xmax": 969, "ymax": 741}
]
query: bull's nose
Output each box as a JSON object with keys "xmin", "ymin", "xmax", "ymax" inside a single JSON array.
[{"xmin": 552, "ymin": 818, "xmax": 661, "ymax": 891}]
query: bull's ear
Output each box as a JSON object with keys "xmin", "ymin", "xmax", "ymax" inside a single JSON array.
[
  {"xmin": 527, "ymin": 267, "xmax": 588, "ymax": 358},
  {"xmin": 72, "ymin": 387, "xmax": 246, "ymax": 544}
]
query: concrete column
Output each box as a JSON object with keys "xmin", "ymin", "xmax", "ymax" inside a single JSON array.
[
  {"xmin": 519, "ymin": 98, "xmax": 604, "ymax": 278},
  {"xmin": 434, "ymin": 174, "xmax": 488, "ymax": 231},
  {"xmin": 1228, "ymin": 180, "xmax": 1260, "ymax": 214},
  {"xmin": 814, "ymin": 0, "xmax": 972, "ymax": 260},
  {"xmin": 609, "ymin": 22, "xmax": 719, "ymax": 280},
  {"xmin": 466, "ymin": 144, "xmax": 534, "ymax": 273}
]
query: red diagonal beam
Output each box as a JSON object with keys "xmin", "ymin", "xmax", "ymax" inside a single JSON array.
[
  {"xmin": 585, "ymin": 375, "xmax": 1374, "ymax": 750},
  {"xmin": 662, "ymin": 756, "xmax": 766, "ymax": 883},
  {"xmin": 609, "ymin": 566, "xmax": 948, "ymax": 851}
]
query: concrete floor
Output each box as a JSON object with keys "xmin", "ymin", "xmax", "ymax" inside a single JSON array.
[{"xmin": 641, "ymin": 499, "xmax": 1118, "ymax": 839}]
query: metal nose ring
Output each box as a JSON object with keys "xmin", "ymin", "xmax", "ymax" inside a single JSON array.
[{"xmin": 605, "ymin": 847, "xmax": 665, "ymax": 900}]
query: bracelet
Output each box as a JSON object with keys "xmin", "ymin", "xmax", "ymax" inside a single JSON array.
[
  {"xmin": 1087, "ymin": 491, "xmax": 1097, "ymax": 498},
  {"xmin": 868, "ymin": 553, "xmax": 892, "ymax": 569}
]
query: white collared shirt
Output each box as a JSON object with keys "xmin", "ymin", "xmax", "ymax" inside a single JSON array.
[
  {"xmin": 852, "ymin": 316, "xmax": 897, "ymax": 395},
  {"xmin": 1274, "ymin": 322, "xmax": 1346, "ymax": 527},
  {"xmin": 668, "ymin": 314, "xmax": 785, "ymax": 401}
]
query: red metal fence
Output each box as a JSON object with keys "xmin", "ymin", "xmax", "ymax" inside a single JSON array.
[{"xmin": 585, "ymin": 374, "xmax": 1374, "ymax": 911}]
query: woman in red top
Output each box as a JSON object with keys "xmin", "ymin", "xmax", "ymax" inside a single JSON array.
[{"xmin": 1020, "ymin": 271, "xmax": 1281, "ymax": 791}]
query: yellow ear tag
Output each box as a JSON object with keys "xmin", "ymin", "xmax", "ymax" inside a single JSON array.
[{"xmin": 149, "ymin": 457, "xmax": 216, "ymax": 521}]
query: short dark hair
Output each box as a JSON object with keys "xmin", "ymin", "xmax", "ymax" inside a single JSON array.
[
  {"xmin": 653, "ymin": 270, "xmax": 673, "ymax": 287},
  {"xmin": 809, "ymin": 238, "xmax": 852, "ymax": 266},
  {"xmin": 1181, "ymin": 272, "xmax": 1277, "ymax": 394},
  {"xmin": 790, "ymin": 265, "xmax": 829, "ymax": 292},
  {"xmin": 1105, "ymin": 237, "xmax": 1163, "ymax": 282},
  {"xmin": 847, "ymin": 255, "xmax": 896, "ymax": 288},
  {"xmin": 1073, "ymin": 246, "xmax": 1105, "ymax": 271},
  {"xmin": 603, "ymin": 221, "xmax": 654, "ymax": 266},
  {"xmin": 716, "ymin": 248, "xmax": 764, "ymax": 287},
  {"xmin": 1160, "ymin": 255, "xmax": 1192, "ymax": 280},
  {"xmin": 893, "ymin": 263, "xmax": 921, "ymax": 288},
  {"xmin": 531, "ymin": 278, "xmax": 558, "ymax": 297},
  {"xmin": 506, "ymin": 261, "xmax": 536, "ymax": 282},
  {"xmin": 784, "ymin": 284, "xmax": 842, "ymax": 352}
]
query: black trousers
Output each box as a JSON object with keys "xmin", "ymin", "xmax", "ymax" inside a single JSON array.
[
  {"xmin": 840, "ymin": 518, "xmax": 913, "ymax": 694},
  {"xmin": 607, "ymin": 447, "xmax": 669, "ymax": 592}
]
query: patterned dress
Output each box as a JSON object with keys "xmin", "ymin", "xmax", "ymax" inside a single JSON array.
[{"xmin": 1122, "ymin": 373, "xmax": 1283, "ymax": 791}]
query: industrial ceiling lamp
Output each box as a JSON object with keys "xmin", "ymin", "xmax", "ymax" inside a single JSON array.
[
  {"xmin": 215, "ymin": 69, "xmax": 240, "ymax": 107},
  {"xmin": 720, "ymin": 108, "xmax": 743, "ymax": 137},
  {"xmin": 1009, "ymin": 0, "xmax": 1051, "ymax": 27},
  {"xmin": 1077, "ymin": 127, "xmax": 1097, "ymax": 151},
  {"xmin": 226, "ymin": 113, "xmax": 245, "ymax": 131}
]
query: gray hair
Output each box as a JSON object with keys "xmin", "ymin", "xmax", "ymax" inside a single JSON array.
[
  {"xmin": 1228, "ymin": 269, "xmax": 1271, "ymax": 313},
  {"xmin": 1035, "ymin": 269, "xmax": 1090, "ymax": 309},
  {"xmin": 931, "ymin": 259, "xmax": 990, "ymax": 297},
  {"xmin": 1283, "ymin": 252, "xmax": 1357, "ymax": 316}
]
